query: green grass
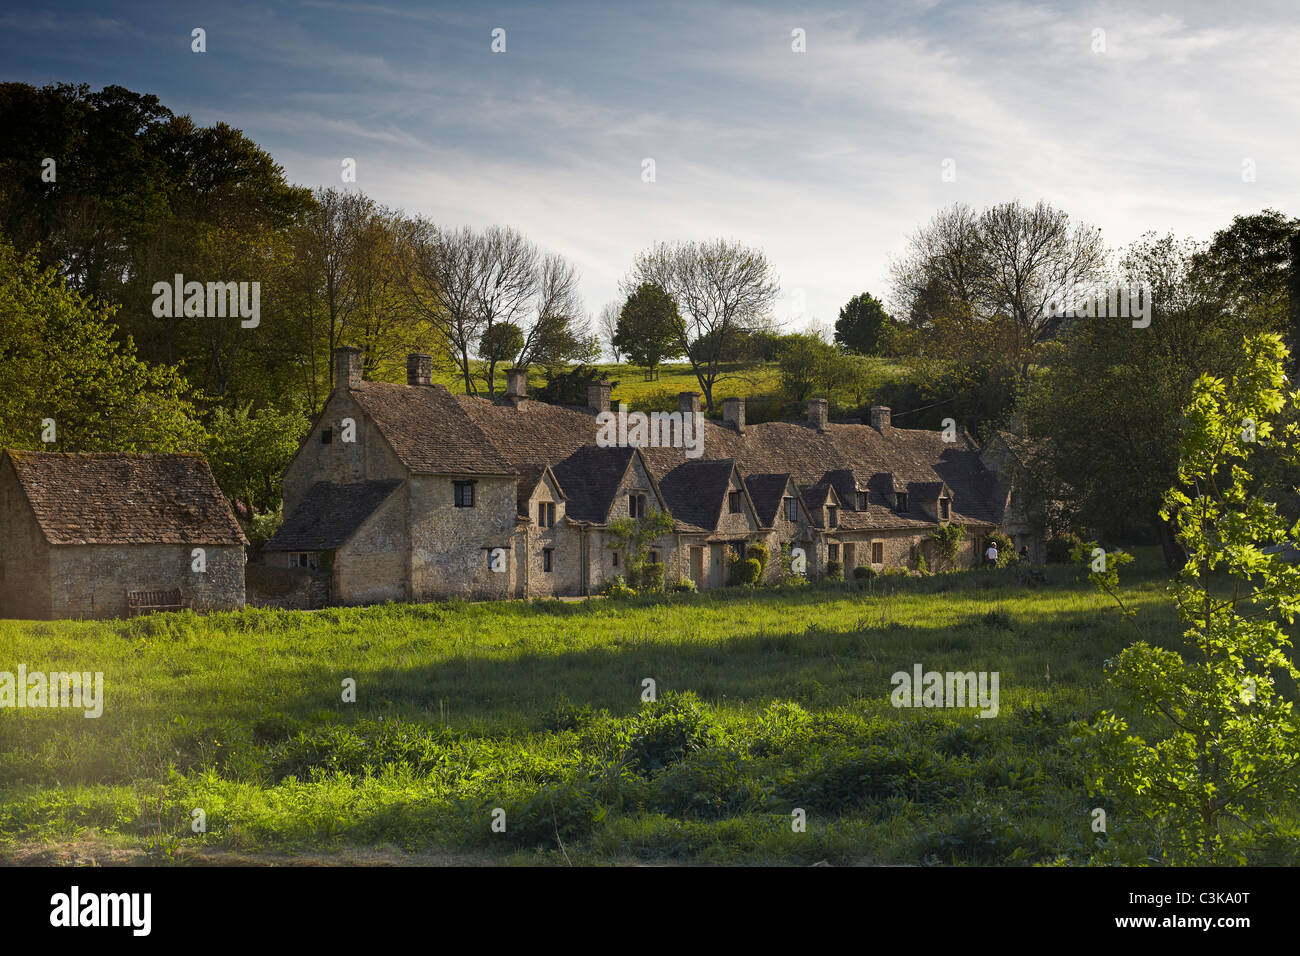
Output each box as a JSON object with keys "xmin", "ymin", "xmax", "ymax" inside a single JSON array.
[{"xmin": 1, "ymin": 551, "xmax": 1293, "ymax": 865}]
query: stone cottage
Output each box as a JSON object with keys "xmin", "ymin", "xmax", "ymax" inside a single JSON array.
[
  {"xmin": 0, "ymin": 450, "xmax": 247, "ymax": 619},
  {"xmin": 263, "ymin": 347, "xmax": 1025, "ymax": 604}
]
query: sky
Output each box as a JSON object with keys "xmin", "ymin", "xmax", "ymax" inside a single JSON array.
[{"xmin": 3, "ymin": 0, "xmax": 1297, "ymax": 331}]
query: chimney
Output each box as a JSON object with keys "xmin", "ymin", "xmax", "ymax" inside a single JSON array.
[
  {"xmin": 678, "ymin": 392, "xmax": 701, "ymax": 417},
  {"xmin": 807, "ymin": 398, "xmax": 828, "ymax": 432},
  {"xmin": 722, "ymin": 397, "xmax": 745, "ymax": 434},
  {"xmin": 505, "ymin": 368, "xmax": 527, "ymax": 401},
  {"xmin": 334, "ymin": 346, "xmax": 363, "ymax": 390},
  {"xmin": 406, "ymin": 353, "xmax": 432, "ymax": 386},
  {"xmin": 870, "ymin": 405, "xmax": 892, "ymax": 434},
  {"xmin": 587, "ymin": 380, "xmax": 611, "ymax": 413}
]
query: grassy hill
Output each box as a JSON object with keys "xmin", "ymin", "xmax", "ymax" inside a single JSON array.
[
  {"xmin": 9, "ymin": 551, "xmax": 1290, "ymax": 866},
  {"xmin": 432, "ymin": 359, "xmax": 912, "ymax": 418}
]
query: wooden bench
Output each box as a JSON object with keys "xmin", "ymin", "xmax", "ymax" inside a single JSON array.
[{"xmin": 126, "ymin": 588, "xmax": 186, "ymax": 616}]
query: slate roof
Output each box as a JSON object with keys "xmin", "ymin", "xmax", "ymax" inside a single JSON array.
[
  {"xmin": 657, "ymin": 458, "xmax": 737, "ymax": 533},
  {"xmin": 352, "ymin": 382, "xmax": 513, "ymax": 475},
  {"xmin": 264, "ymin": 479, "xmax": 402, "ymax": 551},
  {"xmin": 5, "ymin": 450, "xmax": 247, "ymax": 546},
  {"xmin": 372, "ymin": 383, "xmax": 1005, "ymax": 534},
  {"xmin": 744, "ymin": 473, "xmax": 795, "ymax": 526}
]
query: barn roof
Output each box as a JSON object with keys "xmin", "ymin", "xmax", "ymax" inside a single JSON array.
[{"xmin": 4, "ymin": 450, "xmax": 247, "ymax": 546}]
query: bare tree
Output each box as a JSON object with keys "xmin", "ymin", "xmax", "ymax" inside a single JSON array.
[
  {"xmin": 473, "ymin": 226, "xmax": 539, "ymax": 395},
  {"xmin": 889, "ymin": 200, "xmax": 1104, "ymax": 373},
  {"xmin": 628, "ymin": 238, "xmax": 779, "ymax": 411},
  {"xmin": 598, "ymin": 299, "xmax": 623, "ymax": 363},
  {"xmin": 516, "ymin": 251, "xmax": 585, "ymax": 368},
  {"xmin": 399, "ymin": 220, "xmax": 488, "ymax": 395}
]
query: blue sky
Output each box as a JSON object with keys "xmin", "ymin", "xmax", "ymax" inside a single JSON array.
[{"xmin": 3, "ymin": 0, "xmax": 1297, "ymax": 330}]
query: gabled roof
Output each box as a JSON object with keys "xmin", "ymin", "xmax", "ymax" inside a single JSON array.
[
  {"xmin": 515, "ymin": 463, "xmax": 566, "ymax": 518},
  {"xmin": 744, "ymin": 472, "xmax": 796, "ymax": 526},
  {"xmin": 351, "ymin": 382, "xmax": 513, "ymax": 475},
  {"xmin": 551, "ymin": 445, "xmax": 638, "ymax": 524},
  {"xmin": 658, "ymin": 458, "xmax": 739, "ymax": 533},
  {"xmin": 4, "ymin": 450, "xmax": 247, "ymax": 546},
  {"xmin": 264, "ymin": 479, "xmax": 402, "ymax": 551}
]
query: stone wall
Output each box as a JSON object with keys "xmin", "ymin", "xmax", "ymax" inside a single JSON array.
[
  {"xmin": 0, "ymin": 458, "xmax": 53, "ymax": 619},
  {"xmin": 282, "ymin": 391, "xmax": 405, "ymax": 515},
  {"xmin": 47, "ymin": 543, "xmax": 245, "ymax": 619},
  {"xmin": 409, "ymin": 473, "xmax": 518, "ymax": 601},
  {"xmin": 335, "ymin": 482, "xmax": 409, "ymax": 604}
]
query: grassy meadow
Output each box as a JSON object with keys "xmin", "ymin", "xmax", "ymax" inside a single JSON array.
[{"xmin": 1, "ymin": 551, "xmax": 1295, "ymax": 865}]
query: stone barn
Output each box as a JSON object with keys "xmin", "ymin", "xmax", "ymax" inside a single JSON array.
[{"xmin": 0, "ymin": 450, "xmax": 247, "ymax": 620}]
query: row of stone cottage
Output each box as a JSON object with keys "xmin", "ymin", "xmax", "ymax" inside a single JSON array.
[{"xmin": 0, "ymin": 347, "xmax": 1039, "ymax": 619}]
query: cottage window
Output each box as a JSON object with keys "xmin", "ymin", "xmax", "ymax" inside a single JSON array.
[
  {"xmin": 729, "ymin": 491, "xmax": 742, "ymax": 514},
  {"xmin": 612, "ymin": 551, "xmax": 620, "ymax": 568},
  {"xmin": 827, "ymin": 506, "xmax": 838, "ymax": 528},
  {"xmin": 856, "ymin": 492, "xmax": 867, "ymax": 510},
  {"xmin": 939, "ymin": 498, "xmax": 950, "ymax": 520},
  {"xmin": 538, "ymin": 502, "xmax": 555, "ymax": 528},
  {"xmin": 629, "ymin": 493, "xmax": 647, "ymax": 518},
  {"xmin": 543, "ymin": 548, "xmax": 553, "ymax": 572},
  {"xmin": 321, "ymin": 427, "xmax": 332, "ymax": 444},
  {"xmin": 828, "ymin": 543, "xmax": 840, "ymax": 563},
  {"xmin": 784, "ymin": 497, "xmax": 798, "ymax": 522},
  {"xmin": 872, "ymin": 541, "xmax": 884, "ymax": 564},
  {"xmin": 454, "ymin": 481, "xmax": 476, "ymax": 508},
  {"xmin": 648, "ymin": 549, "xmax": 660, "ymax": 564},
  {"xmin": 291, "ymin": 552, "xmax": 317, "ymax": 570},
  {"xmin": 895, "ymin": 492, "xmax": 909, "ymax": 513}
]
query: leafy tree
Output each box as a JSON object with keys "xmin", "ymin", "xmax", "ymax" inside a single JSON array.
[
  {"xmin": 479, "ymin": 322, "xmax": 525, "ymax": 374},
  {"xmin": 205, "ymin": 402, "xmax": 309, "ymax": 511},
  {"xmin": 613, "ymin": 282, "xmax": 683, "ymax": 380},
  {"xmin": 1079, "ymin": 334, "xmax": 1300, "ymax": 863},
  {"xmin": 776, "ymin": 332, "xmax": 831, "ymax": 402},
  {"xmin": 0, "ymin": 237, "xmax": 204, "ymax": 452},
  {"xmin": 834, "ymin": 292, "xmax": 892, "ymax": 355}
]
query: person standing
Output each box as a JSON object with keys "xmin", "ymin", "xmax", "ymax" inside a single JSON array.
[{"xmin": 985, "ymin": 541, "xmax": 999, "ymax": 568}]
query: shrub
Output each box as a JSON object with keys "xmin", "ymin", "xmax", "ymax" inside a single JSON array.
[
  {"xmin": 853, "ymin": 564, "xmax": 876, "ymax": 580},
  {"xmin": 603, "ymin": 576, "xmax": 636, "ymax": 598},
  {"xmin": 913, "ymin": 551, "xmax": 930, "ymax": 576},
  {"xmin": 620, "ymin": 692, "xmax": 723, "ymax": 775},
  {"xmin": 882, "ymin": 566, "xmax": 908, "ymax": 577},
  {"xmin": 748, "ymin": 543, "xmax": 770, "ymax": 575},
  {"xmin": 981, "ymin": 609, "xmax": 1013, "ymax": 630},
  {"xmin": 641, "ymin": 562, "xmax": 666, "ymax": 593},
  {"xmin": 825, "ymin": 560, "xmax": 843, "ymax": 581},
  {"xmin": 1045, "ymin": 532, "xmax": 1082, "ymax": 564},
  {"xmin": 729, "ymin": 557, "xmax": 762, "ymax": 587},
  {"xmin": 671, "ymin": 579, "xmax": 697, "ymax": 593}
]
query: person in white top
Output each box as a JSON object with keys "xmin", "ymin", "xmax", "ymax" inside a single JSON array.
[{"xmin": 984, "ymin": 542, "xmax": 999, "ymax": 568}]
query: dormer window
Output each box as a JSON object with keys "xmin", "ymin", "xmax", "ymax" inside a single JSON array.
[
  {"xmin": 629, "ymin": 493, "xmax": 647, "ymax": 518},
  {"xmin": 939, "ymin": 498, "xmax": 950, "ymax": 520},
  {"xmin": 856, "ymin": 491, "xmax": 867, "ymax": 510},
  {"xmin": 538, "ymin": 502, "xmax": 555, "ymax": 528},
  {"xmin": 729, "ymin": 491, "xmax": 742, "ymax": 514},
  {"xmin": 784, "ymin": 498, "xmax": 798, "ymax": 522},
  {"xmin": 827, "ymin": 506, "xmax": 838, "ymax": 528},
  {"xmin": 894, "ymin": 492, "xmax": 909, "ymax": 513}
]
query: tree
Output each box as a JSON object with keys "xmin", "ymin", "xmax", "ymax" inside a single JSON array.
[
  {"xmin": 0, "ymin": 238, "xmax": 204, "ymax": 453},
  {"xmin": 613, "ymin": 282, "xmax": 683, "ymax": 380},
  {"xmin": 534, "ymin": 365, "xmax": 617, "ymax": 406},
  {"xmin": 478, "ymin": 322, "xmax": 525, "ymax": 383},
  {"xmin": 629, "ymin": 239, "xmax": 779, "ymax": 411},
  {"xmin": 598, "ymin": 300, "xmax": 623, "ymax": 363},
  {"xmin": 834, "ymin": 292, "xmax": 892, "ymax": 355},
  {"xmin": 776, "ymin": 332, "xmax": 832, "ymax": 402},
  {"xmin": 205, "ymin": 402, "xmax": 308, "ymax": 511},
  {"xmin": 1080, "ymin": 334, "xmax": 1300, "ymax": 863},
  {"xmin": 890, "ymin": 200, "xmax": 1104, "ymax": 375},
  {"xmin": 1016, "ymin": 232, "xmax": 1253, "ymax": 563}
]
